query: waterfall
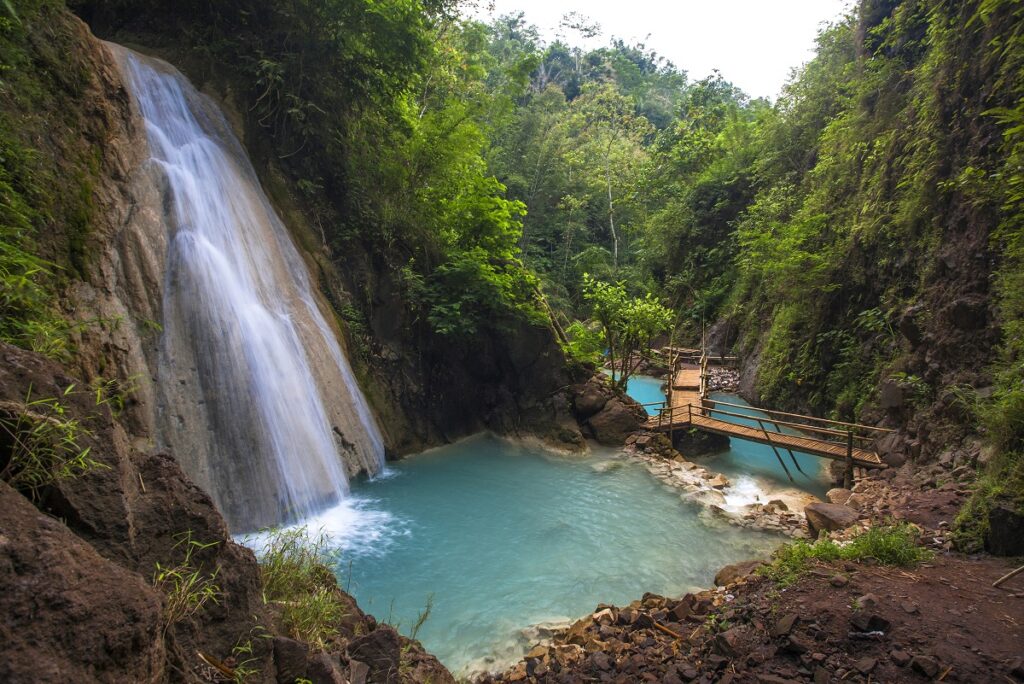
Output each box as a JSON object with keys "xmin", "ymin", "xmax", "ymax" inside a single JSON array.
[{"xmin": 115, "ymin": 47, "xmax": 385, "ymax": 532}]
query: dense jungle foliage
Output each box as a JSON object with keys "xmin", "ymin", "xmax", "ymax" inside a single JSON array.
[{"xmin": 1, "ymin": 0, "xmax": 1021, "ymax": 547}]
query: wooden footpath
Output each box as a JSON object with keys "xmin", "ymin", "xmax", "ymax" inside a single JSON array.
[{"xmin": 641, "ymin": 351, "xmax": 891, "ymax": 482}]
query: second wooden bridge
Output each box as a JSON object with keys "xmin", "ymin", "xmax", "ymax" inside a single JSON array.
[{"xmin": 641, "ymin": 353, "xmax": 891, "ymax": 485}]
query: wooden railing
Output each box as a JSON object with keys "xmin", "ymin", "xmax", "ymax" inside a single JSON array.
[
  {"xmin": 649, "ymin": 400, "xmax": 888, "ymax": 483},
  {"xmin": 703, "ymin": 399, "xmax": 894, "ymax": 445}
]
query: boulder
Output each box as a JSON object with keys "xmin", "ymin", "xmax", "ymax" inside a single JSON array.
[
  {"xmin": 826, "ymin": 488, "xmax": 853, "ymax": 505},
  {"xmin": 985, "ymin": 505, "xmax": 1024, "ymax": 556},
  {"xmin": 772, "ymin": 613, "xmax": 799, "ymax": 638},
  {"xmin": 804, "ymin": 503, "xmax": 859, "ymax": 537},
  {"xmin": 273, "ymin": 636, "xmax": 309, "ymax": 684},
  {"xmin": 948, "ymin": 295, "xmax": 988, "ymax": 330},
  {"xmin": 347, "ymin": 626, "xmax": 402, "ymax": 683},
  {"xmin": 307, "ymin": 653, "xmax": 347, "ymax": 684},
  {"xmin": 714, "ymin": 559, "xmax": 767, "ymax": 586},
  {"xmin": 587, "ymin": 398, "xmax": 642, "ymax": 445},
  {"xmin": 0, "ymin": 483, "xmax": 165, "ymax": 684},
  {"xmin": 878, "ymin": 380, "xmax": 904, "ymax": 409},
  {"xmin": 910, "ymin": 655, "xmax": 940, "ymax": 678},
  {"xmin": 708, "ymin": 474, "xmax": 730, "ymax": 489},
  {"xmin": 876, "ymin": 431, "xmax": 909, "ymax": 468},
  {"xmin": 898, "ymin": 305, "xmax": 925, "ymax": 347},
  {"xmin": 573, "ymin": 381, "xmax": 609, "ymax": 419}
]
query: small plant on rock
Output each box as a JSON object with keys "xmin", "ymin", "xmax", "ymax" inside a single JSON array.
[
  {"xmin": 153, "ymin": 532, "xmax": 221, "ymax": 631},
  {"xmin": 0, "ymin": 385, "xmax": 107, "ymax": 500},
  {"xmin": 254, "ymin": 527, "xmax": 346, "ymax": 650}
]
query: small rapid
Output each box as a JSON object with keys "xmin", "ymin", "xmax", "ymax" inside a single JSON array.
[{"xmin": 115, "ymin": 47, "xmax": 385, "ymax": 531}]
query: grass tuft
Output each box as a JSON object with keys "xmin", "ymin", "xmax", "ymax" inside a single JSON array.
[
  {"xmin": 153, "ymin": 532, "xmax": 221, "ymax": 632},
  {"xmin": 254, "ymin": 527, "xmax": 346, "ymax": 650},
  {"xmin": 760, "ymin": 523, "xmax": 932, "ymax": 587},
  {"xmin": 0, "ymin": 385, "xmax": 107, "ymax": 499}
]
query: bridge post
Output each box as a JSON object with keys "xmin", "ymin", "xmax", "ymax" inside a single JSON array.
[{"xmin": 843, "ymin": 431, "xmax": 854, "ymax": 489}]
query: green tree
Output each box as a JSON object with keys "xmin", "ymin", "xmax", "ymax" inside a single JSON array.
[
  {"xmin": 582, "ymin": 273, "xmax": 670, "ymax": 390},
  {"xmin": 569, "ymin": 83, "xmax": 653, "ymax": 271}
]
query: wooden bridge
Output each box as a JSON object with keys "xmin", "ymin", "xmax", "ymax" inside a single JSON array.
[{"xmin": 641, "ymin": 352, "xmax": 892, "ymax": 485}]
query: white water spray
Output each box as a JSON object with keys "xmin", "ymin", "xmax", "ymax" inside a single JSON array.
[{"xmin": 116, "ymin": 48, "xmax": 385, "ymax": 531}]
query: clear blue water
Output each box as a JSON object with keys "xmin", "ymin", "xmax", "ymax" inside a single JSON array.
[
  {"xmin": 623, "ymin": 375, "xmax": 666, "ymax": 415},
  {"xmin": 699, "ymin": 393, "xmax": 831, "ymax": 500},
  {"xmin": 309, "ymin": 435, "xmax": 778, "ymax": 674},
  {"xmin": 603, "ymin": 371, "xmax": 666, "ymax": 416}
]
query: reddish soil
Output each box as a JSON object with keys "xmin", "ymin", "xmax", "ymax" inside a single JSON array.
[{"xmin": 480, "ymin": 553, "xmax": 1024, "ymax": 684}]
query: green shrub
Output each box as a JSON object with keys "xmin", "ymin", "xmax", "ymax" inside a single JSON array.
[
  {"xmin": 760, "ymin": 523, "xmax": 932, "ymax": 587},
  {"xmin": 153, "ymin": 532, "xmax": 221, "ymax": 631},
  {"xmin": 0, "ymin": 386, "xmax": 106, "ymax": 499},
  {"xmin": 254, "ymin": 527, "xmax": 347, "ymax": 649}
]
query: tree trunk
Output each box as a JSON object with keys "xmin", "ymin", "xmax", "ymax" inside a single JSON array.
[{"xmin": 605, "ymin": 154, "xmax": 618, "ymax": 271}]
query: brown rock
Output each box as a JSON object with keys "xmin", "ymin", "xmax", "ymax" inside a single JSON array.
[
  {"xmin": 1008, "ymin": 657, "xmax": 1024, "ymax": 679},
  {"xmin": 772, "ymin": 613, "xmax": 799, "ymax": 637},
  {"xmin": 854, "ymin": 656, "xmax": 877, "ymax": 674},
  {"xmin": 0, "ymin": 483, "xmax": 165, "ymax": 684},
  {"xmin": 804, "ymin": 503, "xmax": 859, "ymax": 536},
  {"xmin": 986, "ymin": 505, "xmax": 1024, "ymax": 556},
  {"xmin": 589, "ymin": 652, "xmax": 612, "ymax": 671},
  {"xmin": 274, "ymin": 636, "xmax": 309, "ymax": 684},
  {"xmin": 891, "ymin": 649, "xmax": 911, "ymax": 667},
  {"xmin": 714, "ymin": 628, "xmax": 741, "ymax": 657},
  {"xmin": 708, "ymin": 474, "xmax": 730, "ymax": 489},
  {"xmin": 307, "ymin": 653, "xmax": 347, "ymax": 684},
  {"xmin": 348, "ymin": 626, "xmax": 401, "ymax": 683},
  {"xmin": 349, "ymin": 660, "xmax": 370, "ymax": 684},
  {"xmin": 855, "ymin": 593, "xmax": 879, "ymax": 611},
  {"xmin": 911, "ymin": 655, "xmax": 940, "ymax": 678},
  {"xmin": 714, "ymin": 559, "xmax": 766, "ymax": 586},
  {"xmin": 526, "ymin": 645, "xmax": 548, "ymax": 659},
  {"xmin": 851, "ymin": 612, "xmax": 891, "ymax": 633},
  {"xmin": 573, "ymin": 381, "xmax": 609, "ymax": 419},
  {"xmin": 564, "ymin": 617, "xmax": 592, "ymax": 645},
  {"xmin": 668, "ymin": 598, "xmax": 693, "ymax": 622},
  {"xmin": 588, "ymin": 398, "xmax": 643, "ymax": 445},
  {"xmin": 826, "ymin": 488, "xmax": 854, "ymax": 505}
]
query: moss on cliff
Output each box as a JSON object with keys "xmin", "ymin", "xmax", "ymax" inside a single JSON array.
[{"xmin": 0, "ymin": 0, "xmax": 106, "ymax": 358}]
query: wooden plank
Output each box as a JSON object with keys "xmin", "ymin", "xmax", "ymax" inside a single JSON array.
[{"xmin": 644, "ymin": 411, "xmax": 883, "ymax": 467}]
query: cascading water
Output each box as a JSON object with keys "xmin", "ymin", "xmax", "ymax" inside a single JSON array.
[{"xmin": 115, "ymin": 47, "xmax": 385, "ymax": 531}]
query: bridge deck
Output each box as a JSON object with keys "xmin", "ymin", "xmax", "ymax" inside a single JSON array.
[
  {"xmin": 644, "ymin": 408, "xmax": 883, "ymax": 468},
  {"xmin": 671, "ymin": 366, "xmax": 701, "ymax": 410}
]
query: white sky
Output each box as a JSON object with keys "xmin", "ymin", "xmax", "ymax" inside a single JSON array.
[{"xmin": 469, "ymin": 0, "xmax": 854, "ymax": 99}]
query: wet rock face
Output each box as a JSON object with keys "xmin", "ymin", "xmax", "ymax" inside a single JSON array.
[{"xmin": 0, "ymin": 483, "xmax": 165, "ymax": 684}]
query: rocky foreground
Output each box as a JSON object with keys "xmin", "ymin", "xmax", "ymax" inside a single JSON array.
[
  {"xmin": 478, "ymin": 552, "xmax": 1023, "ymax": 684},
  {"xmin": 480, "ymin": 450, "xmax": 1024, "ymax": 684}
]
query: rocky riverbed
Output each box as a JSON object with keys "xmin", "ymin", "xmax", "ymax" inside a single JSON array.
[
  {"xmin": 479, "ymin": 455, "xmax": 1024, "ymax": 684},
  {"xmin": 622, "ymin": 432, "xmax": 814, "ymax": 538}
]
